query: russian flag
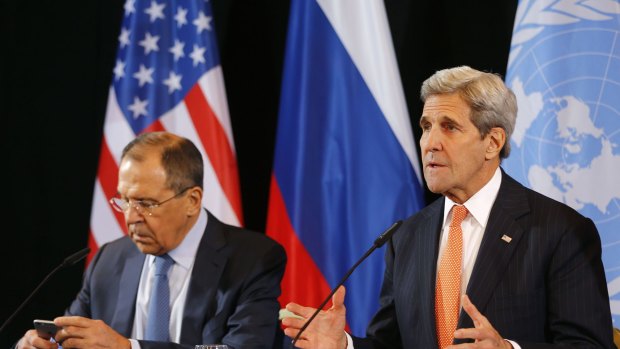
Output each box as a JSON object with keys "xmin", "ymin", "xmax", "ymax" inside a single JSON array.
[{"xmin": 266, "ymin": 0, "xmax": 425, "ymax": 335}]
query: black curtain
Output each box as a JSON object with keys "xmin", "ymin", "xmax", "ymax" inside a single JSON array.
[{"xmin": 0, "ymin": 0, "xmax": 517, "ymax": 345}]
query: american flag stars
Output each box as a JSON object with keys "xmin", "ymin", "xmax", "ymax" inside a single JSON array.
[
  {"xmin": 115, "ymin": 0, "xmax": 217, "ymax": 127},
  {"xmin": 139, "ymin": 32, "xmax": 160, "ymax": 55},
  {"xmin": 144, "ymin": 1, "xmax": 165, "ymax": 22}
]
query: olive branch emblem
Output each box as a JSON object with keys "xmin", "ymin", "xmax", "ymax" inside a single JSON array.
[{"xmin": 509, "ymin": 0, "xmax": 620, "ymax": 66}]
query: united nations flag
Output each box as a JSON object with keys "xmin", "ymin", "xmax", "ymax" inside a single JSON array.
[{"xmin": 505, "ymin": 0, "xmax": 620, "ymax": 324}]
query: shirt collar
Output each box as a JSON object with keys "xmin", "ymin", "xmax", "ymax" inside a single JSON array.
[
  {"xmin": 443, "ymin": 167, "xmax": 502, "ymax": 228},
  {"xmin": 147, "ymin": 208, "xmax": 208, "ymax": 270}
]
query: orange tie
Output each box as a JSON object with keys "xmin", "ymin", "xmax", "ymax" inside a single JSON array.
[{"xmin": 435, "ymin": 205, "xmax": 468, "ymax": 349}]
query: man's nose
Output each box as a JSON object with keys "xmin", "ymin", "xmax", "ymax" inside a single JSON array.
[
  {"xmin": 125, "ymin": 203, "xmax": 146, "ymax": 223},
  {"xmin": 421, "ymin": 126, "xmax": 442, "ymax": 153}
]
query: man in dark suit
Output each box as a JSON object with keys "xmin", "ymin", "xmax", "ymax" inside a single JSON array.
[
  {"xmin": 17, "ymin": 132, "xmax": 286, "ymax": 349},
  {"xmin": 282, "ymin": 66, "xmax": 613, "ymax": 348}
]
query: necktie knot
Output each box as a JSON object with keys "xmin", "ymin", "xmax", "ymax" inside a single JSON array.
[
  {"xmin": 450, "ymin": 205, "xmax": 468, "ymax": 227},
  {"xmin": 154, "ymin": 254, "xmax": 174, "ymax": 276}
]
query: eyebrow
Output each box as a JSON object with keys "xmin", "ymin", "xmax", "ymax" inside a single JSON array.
[{"xmin": 419, "ymin": 115, "xmax": 461, "ymax": 126}]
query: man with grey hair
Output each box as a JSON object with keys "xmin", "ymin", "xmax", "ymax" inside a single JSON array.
[
  {"xmin": 282, "ymin": 66, "xmax": 613, "ymax": 348},
  {"xmin": 18, "ymin": 132, "xmax": 286, "ymax": 349}
]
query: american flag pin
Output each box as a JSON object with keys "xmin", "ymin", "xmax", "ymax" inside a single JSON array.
[{"xmin": 501, "ymin": 234, "xmax": 512, "ymax": 243}]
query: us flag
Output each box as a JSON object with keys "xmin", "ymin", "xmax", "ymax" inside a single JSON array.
[{"xmin": 88, "ymin": 0, "xmax": 242, "ymax": 259}]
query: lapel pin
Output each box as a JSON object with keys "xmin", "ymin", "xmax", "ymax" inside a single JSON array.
[{"xmin": 501, "ymin": 234, "xmax": 512, "ymax": 243}]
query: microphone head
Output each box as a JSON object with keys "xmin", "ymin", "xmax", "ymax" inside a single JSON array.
[
  {"xmin": 373, "ymin": 220, "xmax": 403, "ymax": 248},
  {"xmin": 61, "ymin": 247, "xmax": 91, "ymax": 267}
]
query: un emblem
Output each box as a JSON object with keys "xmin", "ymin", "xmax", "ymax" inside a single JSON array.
[{"xmin": 504, "ymin": 0, "xmax": 620, "ymax": 323}]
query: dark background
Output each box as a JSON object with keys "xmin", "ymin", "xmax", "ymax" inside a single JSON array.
[{"xmin": 0, "ymin": 0, "xmax": 517, "ymax": 345}]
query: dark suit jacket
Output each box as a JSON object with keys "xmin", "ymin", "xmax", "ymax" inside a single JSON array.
[
  {"xmin": 354, "ymin": 171, "xmax": 613, "ymax": 348},
  {"xmin": 66, "ymin": 211, "xmax": 286, "ymax": 349}
]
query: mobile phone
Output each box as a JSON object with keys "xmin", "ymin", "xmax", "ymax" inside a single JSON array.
[{"xmin": 33, "ymin": 319, "xmax": 58, "ymax": 340}]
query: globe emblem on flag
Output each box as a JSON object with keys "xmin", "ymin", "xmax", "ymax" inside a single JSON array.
[{"xmin": 504, "ymin": 4, "xmax": 620, "ymax": 322}]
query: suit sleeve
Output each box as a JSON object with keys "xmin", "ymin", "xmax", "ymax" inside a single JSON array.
[
  {"xmin": 64, "ymin": 244, "xmax": 107, "ymax": 317},
  {"xmin": 521, "ymin": 217, "xmax": 614, "ymax": 349},
  {"xmin": 221, "ymin": 241, "xmax": 286, "ymax": 349}
]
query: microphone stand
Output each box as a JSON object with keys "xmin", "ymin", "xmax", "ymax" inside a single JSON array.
[
  {"xmin": 0, "ymin": 247, "xmax": 90, "ymax": 334},
  {"xmin": 292, "ymin": 221, "xmax": 402, "ymax": 346}
]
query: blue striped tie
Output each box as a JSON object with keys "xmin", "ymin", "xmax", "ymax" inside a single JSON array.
[{"xmin": 145, "ymin": 254, "xmax": 174, "ymax": 341}]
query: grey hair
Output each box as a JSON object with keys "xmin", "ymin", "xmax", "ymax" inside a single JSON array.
[{"xmin": 420, "ymin": 66, "xmax": 517, "ymax": 159}]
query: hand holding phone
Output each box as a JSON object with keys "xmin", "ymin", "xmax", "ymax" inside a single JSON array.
[{"xmin": 33, "ymin": 319, "xmax": 59, "ymax": 340}]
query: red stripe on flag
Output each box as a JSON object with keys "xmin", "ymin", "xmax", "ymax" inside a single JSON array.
[
  {"xmin": 266, "ymin": 175, "xmax": 332, "ymax": 309},
  {"xmin": 96, "ymin": 137, "xmax": 126, "ymax": 234},
  {"xmin": 185, "ymin": 84, "xmax": 243, "ymax": 224},
  {"xmin": 142, "ymin": 120, "xmax": 165, "ymax": 133},
  {"xmin": 86, "ymin": 230, "xmax": 99, "ymax": 264}
]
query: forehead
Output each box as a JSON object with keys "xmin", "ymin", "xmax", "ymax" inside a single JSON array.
[
  {"xmin": 421, "ymin": 93, "xmax": 472, "ymax": 122},
  {"xmin": 117, "ymin": 155, "xmax": 168, "ymax": 195}
]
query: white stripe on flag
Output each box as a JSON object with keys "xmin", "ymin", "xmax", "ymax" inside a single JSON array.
[
  {"xmin": 91, "ymin": 179, "xmax": 125, "ymax": 246},
  {"xmin": 317, "ymin": 0, "xmax": 422, "ymax": 183},
  {"xmin": 159, "ymin": 99, "xmax": 240, "ymax": 226},
  {"xmin": 103, "ymin": 87, "xmax": 137, "ymax": 163},
  {"xmin": 197, "ymin": 67, "xmax": 236, "ymax": 152}
]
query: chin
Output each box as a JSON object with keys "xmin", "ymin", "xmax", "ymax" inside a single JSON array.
[
  {"xmin": 425, "ymin": 182, "xmax": 444, "ymax": 195},
  {"xmin": 134, "ymin": 242, "xmax": 158, "ymax": 255}
]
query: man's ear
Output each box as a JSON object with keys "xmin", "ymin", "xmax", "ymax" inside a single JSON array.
[
  {"xmin": 186, "ymin": 187, "xmax": 203, "ymax": 216},
  {"xmin": 485, "ymin": 127, "xmax": 506, "ymax": 160}
]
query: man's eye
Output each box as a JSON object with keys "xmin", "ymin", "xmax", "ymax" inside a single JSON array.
[{"xmin": 137, "ymin": 201, "xmax": 157, "ymax": 208}]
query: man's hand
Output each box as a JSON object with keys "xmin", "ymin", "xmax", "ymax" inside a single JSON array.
[
  {"xmin": 53, "ymin": 316, "xmax": 131, "ymax": 349},
  {"xmin": 450, "ymin": 295, "xmax": 513, "ymax": 348},
  {"xmin": 282, "ymin": 286, "xmax": 348, "ymax": 349},
  {"xmin": 17, "ymin": 329, "xmax": 59, "ymax": 349}
]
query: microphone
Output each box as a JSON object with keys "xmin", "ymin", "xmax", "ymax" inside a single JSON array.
[
  {"xmin": 291, "ymin": 221, "xmax": 402, "ymax": 346},
  {"xmin": 0, "ymin": 247, "xmax": 91, "ymax": 333}
]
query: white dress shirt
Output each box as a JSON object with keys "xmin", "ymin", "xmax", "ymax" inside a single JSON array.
[
  {"xmin": 438, "ymin": 167, "xmax": 501, "ymax": 297},
  {"xmin": 128, "ymin": 209, "xmax": 208, "ymax": 348}
]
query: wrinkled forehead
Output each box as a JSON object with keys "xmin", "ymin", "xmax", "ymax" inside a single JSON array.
[
  {"xmin": 420, "ymin": 93, "xmax": 472, "ymax": 122},
  {"xmin": 117, "ymin": 156, "xmax": 168, "ymax": 195}
]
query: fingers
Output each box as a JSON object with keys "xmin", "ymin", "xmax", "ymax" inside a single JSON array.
[
  {"xmin": 53, "ymin": 318, "xmax": 90, "ymax": 344},
  {"xmin": 282, "ymin": 316, "xmax": 307, "ymax": 329},
  {"xmin": 19, "ymin": 330, "xmax": 58, "ymax": 349},
  {"xmin": 283, "ymin": 328, "xmax": 313, "ymax": 349},
  {"xmin": 283, "ymin": 327, "xmax": 301, "ymax": 340},
  {"xmin": 454, "ymin": 327, "xmax": 486, "ymax": 341},
  {"xmin": 461, "ymin": 295, "xmax": 489, "ymax": 328},
  {"xmin": 286, "ymin": 302, "xmax": 317, "ymax": 319},
  {"xmin": 455, "ymin": 295, "xmax": 508, "ymax": 348},
  {"xmin": 332, "ymin": 286, "xmax": 346, "ymax": 309},
  {"xmin": 54, "ymin": 316, "xmax": 88, "ymax": 327}
]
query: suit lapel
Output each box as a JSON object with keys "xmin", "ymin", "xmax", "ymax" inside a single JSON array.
[
  {"xmin": 398, "ymin": 198, "xmax": 444, "ymax": 349},
  {"xmin": 180, "ymin": 212, "xmax": 228, "ymax": 343},
  {"xmin": 111, "ymin": 251, "xmax": 145, "ymax": 336},
  {"xmin": 458, "ymin": 173, "xmax": 530, "ymax": 330}
]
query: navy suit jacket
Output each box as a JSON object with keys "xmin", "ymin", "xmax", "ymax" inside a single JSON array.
[
  {"xmin": 66, "ymin": 211, "xmax": 286, "ymax": 349},
  {"xmin": 354, "ymin": 171, "xmax": 613, "ymax": 348}
]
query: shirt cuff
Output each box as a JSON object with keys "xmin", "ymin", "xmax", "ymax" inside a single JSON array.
[
  {"xmin": 345, "ymin": 332, "xmax": 354, "ymax": 349},
  {"xmin": 506, "ymin": 339, "xmax": 521, "ymax": 349},
  {"xmin": 129, "ymin": 339, "xmax": 141, "ymax": 349}
]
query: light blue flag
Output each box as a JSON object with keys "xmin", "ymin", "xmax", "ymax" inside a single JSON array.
[{"xmin": 504, "ymin": 0, "xmax": 620, "ymax": 324}]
